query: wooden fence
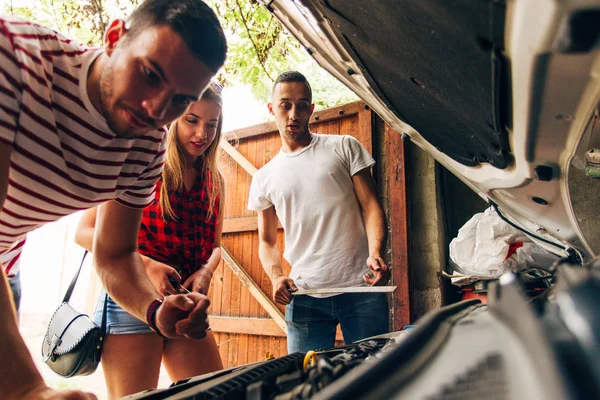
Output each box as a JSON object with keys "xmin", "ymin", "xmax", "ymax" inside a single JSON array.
[{"xmin": 208, "ymin": 101, "xmax": 379, "ymax": 367}]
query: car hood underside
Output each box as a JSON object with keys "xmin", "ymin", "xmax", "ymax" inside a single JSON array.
[{"xmin": 262, "ymin": 0, "xmax": 600, "ymax": 262}]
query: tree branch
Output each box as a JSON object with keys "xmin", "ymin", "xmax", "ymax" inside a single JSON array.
[{"xmin": 234, "ymin": 0, "xmax": 273, "ymax": 82}]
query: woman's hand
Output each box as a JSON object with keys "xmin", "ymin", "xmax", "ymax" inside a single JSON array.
[
  {"xmin": 142, "ymin": 256, "xmax": 182, "ymax": 296},
  {"xmin": 183, "ymin": 266, "xmax": 214, "ymax": 295}
]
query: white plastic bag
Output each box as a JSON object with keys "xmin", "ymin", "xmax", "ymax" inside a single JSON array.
[{"xmin": 449, "ymin": 207, "xmax": 558, "ymax": 277}]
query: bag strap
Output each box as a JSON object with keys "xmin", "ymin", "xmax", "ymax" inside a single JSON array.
[
  {"xmin": 100, "ymin": 293, "xmax": 108, "ymax": 336},
  {"xmin": 61, "ymin": 251, "xmax": 108, "ymax": 332},
  {"xmin": 62, "ymin": 250, "xmax": 88, "ymax": 303}
]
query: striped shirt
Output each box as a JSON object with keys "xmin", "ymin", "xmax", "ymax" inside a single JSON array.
[{"xmin": 0, "ymin": 16, "xmax": 167, "ymax": 277}]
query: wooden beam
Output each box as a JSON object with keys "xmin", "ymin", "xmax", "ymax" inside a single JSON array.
[
  {"xmin": 223, "ymin": 216, "xmax": 283, "ymax": 234},
  {"xmin": 221, "ymin": 245, "xmax": 287, "ymax": 334},
  {"xmin": 209, "ymin": 316, "xmax": 343, "ymax": 341},
  {"xmin": 309, "ymin": 101, "xmax": 363, "ymax": 126},
  {"xmin": 384, "ymin": 124, "xmax": 411, "ymax": 330},
  {"xmin": 219, "ymin": 140, "xmax": 258, "ymax": 176},
  {"xmin": 209, "ymin": 316, "xmax": 286, "ymax": 337},
  {"xmin": 223, "ymin": 101, "xmax": 366, "ymax": 141},
  {"xmin": 357, "ymin": 104, "xmax": 373, "ymax": 154},
  {"xmin": 223, "ymin": 217, "xmax": 258, "ymax": 233}
]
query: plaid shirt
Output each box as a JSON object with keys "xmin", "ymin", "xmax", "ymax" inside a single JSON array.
[{"xmin": 138, "ymin": 171, "xmax": 220, "ymax": 282}]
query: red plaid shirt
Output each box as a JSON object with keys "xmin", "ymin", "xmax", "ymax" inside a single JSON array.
[{"xmin": 138, "ymin": 171, "xmax": 220, "ymax": 282}]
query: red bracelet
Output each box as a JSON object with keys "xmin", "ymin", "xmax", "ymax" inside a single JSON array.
[{"xmin": 146, "ymin": 298, "xmax": 165, "ymax": 338}]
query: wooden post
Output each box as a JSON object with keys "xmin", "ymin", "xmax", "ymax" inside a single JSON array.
[
  {"xmin": 357, "ymin": 104, "xmax": 373, "ymax": 154},
  {"xmin": 221, "ymin": 245, "xmax": 287, "ymax": 334},
  {"xmin": 383, "ymin": 124, "xmax": 411, "ymax": 330}
]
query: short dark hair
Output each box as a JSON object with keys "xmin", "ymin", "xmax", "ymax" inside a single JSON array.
[
  {"xmin": 126, "ymin": 0, "xmax": 227, "ymax": 72},
  {"xmin": 273, "ymin": 71, "xmax": 312, "ymax": 99}
]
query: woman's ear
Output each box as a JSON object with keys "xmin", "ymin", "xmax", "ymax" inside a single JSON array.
[{"xmin": 103, "ymin": 19, "xmax": 128, "ymax": 57}]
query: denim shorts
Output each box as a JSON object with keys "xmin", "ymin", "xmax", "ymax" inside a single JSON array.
[
  {"xmin": 94, "ymin": 291, "xmax": 212, "ymax": 335},
  {"xmin": 8, "ymin": 272, "xmax": 21, "ymax": 319},
  {"xmin": 94, "ymin": 291, "xmax": 153, "ymax": 335}
]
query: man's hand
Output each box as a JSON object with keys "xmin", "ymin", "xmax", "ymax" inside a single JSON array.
[
  {"xmin": 363, "ymin": 255, "xmax": 391, "ymax": 286},
  {"xmin": 14, "ymin": 385, "xmax": 97, "ymax": 399},
  {"xmin": 273, "ymin": 276, "xmax": 297, "ymax": 305},
  {"xmin": 155, "ymin": 292, "xmax": 210, "ymax": 339},
  {"xmin": 183, "ymin": 267, "xmax": 213, "ymax": 295},
  {"xmin": 143, "ymin": 258, "xmax": 181, "ymax": 296}
]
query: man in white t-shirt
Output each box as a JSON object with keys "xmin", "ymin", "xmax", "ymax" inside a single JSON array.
[
  {"xmin": 248, "ymin": 71, "xmax": 390, "ymax": 353},
  {"xmin": 0, "ymin": 1, "xmax": 227, "ymax": 398}
]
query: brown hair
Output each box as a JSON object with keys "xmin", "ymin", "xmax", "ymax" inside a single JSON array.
[
  {"xmin": 125, "ymin": 0, "xmax": 227, "ymax": 72},
  {"xmin": 160, "ymin": 83, "xmax": 223, "ymax": 221},
  {"xmin": 272, "ymin": 70, "xmax": 312, "ymax": 100}
]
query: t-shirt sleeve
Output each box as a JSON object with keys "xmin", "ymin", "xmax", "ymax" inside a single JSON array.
[
  {"xmin": 247, "ymin": 172, "xmax": 272, "ymax": 211},
  {"xmin": 116, "ymin": 138, "xmax": 166, "ymax": 209},
  {"xmin": 342, "ymin": 135, "xmax": 375, "ymax": 176},
  {"xmin": 0, "ymin": 23, "xmax": 22, "ymax": 148}
]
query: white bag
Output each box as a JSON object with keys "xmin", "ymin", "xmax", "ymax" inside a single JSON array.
[{"xmin": 449, "ymin": 208, "xmax": 558, "ymax": 277}]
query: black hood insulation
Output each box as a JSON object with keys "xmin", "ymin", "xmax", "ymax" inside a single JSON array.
[{"xmin": 305, "ymin": 0, "xmax": 513, "ymax": 168}]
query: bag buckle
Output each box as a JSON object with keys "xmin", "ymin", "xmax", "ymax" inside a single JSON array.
[{"xmin": 42, "ymin": 334, "xmax": 62, "ymax": 362}]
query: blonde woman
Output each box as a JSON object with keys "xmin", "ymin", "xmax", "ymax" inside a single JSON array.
[{"xmin": 76, "ymin": 83, "xmax": 225, "ymax": 399}]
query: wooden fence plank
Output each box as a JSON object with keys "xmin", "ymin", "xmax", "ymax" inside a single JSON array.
[
  {"xmin": 223, "ymin": 216, "xmax": 282, "ymax": 233},
  {"xmin": 209, "ymin": 316, "xmax": 285, "ymax": 336},
  {"xmin": 221, "ymin": 238, "xmax": 234, "ymax": 318},
  {"xmin": 250, "ymin": 232, "xmax": 261, "ymax": 318},
  {"xmin": 221, "ymin": 245, "xmax": 287, "ymax": 334},
  {"xmin": 219, "ymin": 140, "xmax": 258, "ymax": 177},
  {"xmin": 357, "ymin": 104, "xmax": 373, "ymax": 154},
  {"xmin": 240, "ymin": 231, "xmax": 252, "ymax": 318}
]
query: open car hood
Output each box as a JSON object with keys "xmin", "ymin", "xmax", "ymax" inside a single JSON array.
[{"xmin": 260, "ymin": 0, "xmax": 600, "ymax": 261}]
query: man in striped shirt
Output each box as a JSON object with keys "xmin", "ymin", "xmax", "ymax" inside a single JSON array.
[{"xmin": 0, "ymin": 1, "xmax": 227, "ymax": 398}]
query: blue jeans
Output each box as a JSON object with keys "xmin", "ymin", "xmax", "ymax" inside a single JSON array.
[{"xmin": 285, "ymin": 293, "xmax": 389, "ymax": 353}]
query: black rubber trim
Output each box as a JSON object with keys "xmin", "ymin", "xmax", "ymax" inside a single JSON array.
[{"xmin": 490, "ymin": 202, "xmax": 566, "ymax": 252}]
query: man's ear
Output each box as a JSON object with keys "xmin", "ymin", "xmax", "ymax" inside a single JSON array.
[
  {"xmin": 267, "ymin": 102, "xmax": 275, "ymax": 115},
  {"xmin": 310, "ymin": 103, "xmax": 315, "ymax": 115},
  {"xmin": 103, "ymin": 19, "xmax": 128, "ymax": 56}
]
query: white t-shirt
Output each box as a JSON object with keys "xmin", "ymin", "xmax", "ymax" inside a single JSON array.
[{"xmin": 248, "ymin": 133, "xmax": 375, "ymax": 291}]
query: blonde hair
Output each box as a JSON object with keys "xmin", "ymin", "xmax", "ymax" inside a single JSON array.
[{"xmin": 160, "ymin": 83, "xmax": 223, "ymax": 221}]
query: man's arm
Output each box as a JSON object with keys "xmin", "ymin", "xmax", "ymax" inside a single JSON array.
[
  {"xmin": 75, "ymin": 206, "xmax": 180, "ymax": 296},
  {"xmin": 0, "ymin": 143, "xmax": 96, "ymax": 399},
  {"xmin": 257, "ymin": 206, "xmax": 297, "ymax": 304},
  {"xmin": 92, "ymin": 201, "xmax": 158, "ymax": 319},
  {"xmin": 0, "ymin": 143, "xmax": 43, "ymax": 396},
  {"xmin": 352, "ymin": 167, "xmax": 391, "ymax": 286},
  {"xmin": 74, "ymin": 206, "xmax": 98, "ymax": 251},
  {"xmin": 93, "ymin": 200, "xmax": 210, "ymax": 339}
]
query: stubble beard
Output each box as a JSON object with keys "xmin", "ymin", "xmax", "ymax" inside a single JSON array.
[
  {"xmin": 288, "ymin": 124, "xmax": 310, "ymax": 142},
  {"xmin": 99, "ymin": 64, "xmax": 138, "ymax": 139}
]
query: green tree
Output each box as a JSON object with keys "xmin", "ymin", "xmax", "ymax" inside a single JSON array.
[
  {"xmin": 207, "ymin": 0, "xmax": 357, "ymax": 108},
  {"xmin": 3, "ymin": 0, "xmax": 357, "ymax": 109}
]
